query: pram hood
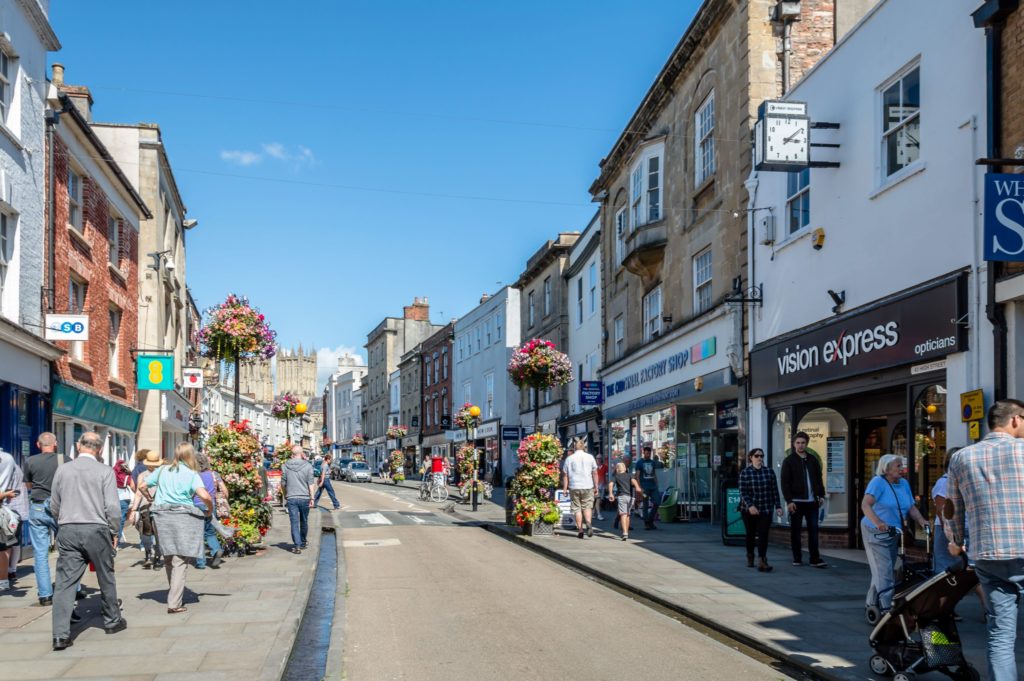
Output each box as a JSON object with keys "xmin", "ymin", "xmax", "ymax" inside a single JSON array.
[{"xmin": 869, "ymin": 566, "xmax": 979, "ymax": 645}]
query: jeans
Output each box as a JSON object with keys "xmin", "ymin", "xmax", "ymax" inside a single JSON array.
[
  {"xmin": 863, "ymin": 521, "xmax": 899, "ymax": 610},
  {"xmin": 933, "ymin": 530, "xmax": 961, "ymax": 573},
  {"xmin": 314, "ymin": 478, "xmax": 340, "ymax": 508},
  {"xmin": 286, "ymin": 498, "xmax": 310, "ymax": 548},
  {"xmin": 789, "ymin": 501, "xmax": 821, "ymax": 563},
  {"xmin": 742, "ymin": 509, "xmax": 772, "ymax": 560},
  {"xmin": 195, "ymin": 518, "xmax": 221, "ymax": 568},
  {"xmin": 118, "ymin": 499, "xmax": 130, "ymax": 537},
  {"xmin": 975, "ymin": 558, "xmax": 1024, "ymax": 681},
  {"xmin": 28, "ymin": 502, "xmax": 58, "ymax": 598},
  {"xmin": 640, "ymin": 488, "xmax": 659, "ymax": 524}
]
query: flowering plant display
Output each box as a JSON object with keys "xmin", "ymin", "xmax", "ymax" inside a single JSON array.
[
  {"xmin": 198, "ymin": 294, "xmax": 277, "ymax": 361},
  {"xmin": 507, "ymin": 338, "xmax": 572, "ymax": 390},
  {"xmin": 205, "ymin": 420, "xmax": 272, "ymax": 549},
  {"xmin": 455, "ymin": 444, "xmax": 477, "ymax": 479},
  {"xmin": 453, "ymin": 403, "xmax": 480, "ymax": 431},
  {"xmin": 350, "ymin": 433, "xmax": 365, "ymax": 446},
  {"xmin": 509, "ymin": 433, "xmax": 563, "ymax": 527},
  {"xmin": 386, "ymin": 425, "xmax": 408, "ymax": 440},
  {"xmin": 271, "ymin": 392, "xmax": 300, "ymax": 419},
  {"xmin": 389, "ymin": 450, "xmax": 405, "ymax": 482},
  {"xmin": 611, "ymin": 425, "xmax": 626, "ymax": 441}
]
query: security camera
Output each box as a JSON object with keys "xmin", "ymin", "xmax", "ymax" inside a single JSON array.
[{"xmin": 164, "ymin": 258, "xmax": 176, "ymax": 271}]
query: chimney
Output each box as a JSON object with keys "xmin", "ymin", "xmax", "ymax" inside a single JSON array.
[
  {"xmin": 51, "ymin": 63, "xmax": 64, "ymax": 86},
  {"xmin": 52, "ymin": 64, "xmax": 93, "ymax": 122},
  {"xmin": 479, "ymin": 293, "xmax": 491, "ymax": 304},
  {"xmin": 402, "ymin": 297, "xmax": 430, "ymax": 322}
]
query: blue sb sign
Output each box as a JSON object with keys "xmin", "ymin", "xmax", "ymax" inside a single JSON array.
[{"xmin": 984, "ymin": 173, "xmax": 1024, "ymax": 261}]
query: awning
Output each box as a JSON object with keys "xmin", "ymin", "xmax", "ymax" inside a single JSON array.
[{"xmin": 52, "ymin": 382, "xmax": 141, "ymax": 432}]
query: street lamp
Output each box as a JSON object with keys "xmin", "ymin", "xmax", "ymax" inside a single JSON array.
[
  {"xmin": 466, "ymin": 405, "xmax": 482, "ymax": 511},
  {"xmin": 295, "ymin": 402, "xmax": 308, "ymax": 449}
]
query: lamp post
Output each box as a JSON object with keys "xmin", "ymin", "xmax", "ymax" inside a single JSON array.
[
  {"xmin": 466, "ymin": 405, "xmax": 482, "ymax": 511},
  {"xmin": 295, "ymin": 402, "xmax": 308, "ymax": 450}
]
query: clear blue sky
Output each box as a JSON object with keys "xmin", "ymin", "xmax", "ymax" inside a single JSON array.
[{"xmin": 49, "ymin": 1, "xmax": 701, "ymax": 387}]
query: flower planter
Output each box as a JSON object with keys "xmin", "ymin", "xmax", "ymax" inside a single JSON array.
[{"xmin": 524, "ymin": 520, "xmax": 555, "ymax": 537}]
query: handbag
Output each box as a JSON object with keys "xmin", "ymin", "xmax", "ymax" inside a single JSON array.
[{"xmin": 215, "ymin": 496, "xmax": 231, "ymax": 519}]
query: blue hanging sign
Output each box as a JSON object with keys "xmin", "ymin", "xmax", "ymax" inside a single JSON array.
[
  {"xmin": 579, "ymin": 381, "xmax": 604, "ymax": 406},
  {"xmin": 984, "ymin": 173, "xmax": 1024, "ymax": 261}
]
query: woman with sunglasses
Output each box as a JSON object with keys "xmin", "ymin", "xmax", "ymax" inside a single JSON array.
[{"xmin": 738, "ymin": 448, "xmax": 783, "ymax": 572}]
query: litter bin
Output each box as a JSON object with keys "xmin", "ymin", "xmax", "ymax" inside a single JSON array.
[{"xmin": 658, "ymin": 487, "xmax": 679, "ymax": 523}]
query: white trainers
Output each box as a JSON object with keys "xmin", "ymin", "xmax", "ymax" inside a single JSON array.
[{"xmin": 0, "ymin": 580, "xmax": 9, "ymax": 591}]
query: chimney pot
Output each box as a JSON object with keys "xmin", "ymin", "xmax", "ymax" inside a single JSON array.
[{"xmin": 52, "ymin": 63, "xmax": 64, "ymax": 85}]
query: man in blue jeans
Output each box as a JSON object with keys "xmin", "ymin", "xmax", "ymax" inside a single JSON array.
[
  {"xmin": 22, "ymin": 433, "xmax": 69, "ymax": 605},
  {"xmin": 281, "ymin": 446, "xmax": 315, "ymax": 554},
  {"xmin": 633, "ymin": 447, "xmax": 663, "ymax": 530},
  {"xmin": 313, "ymin": 454, "xmax": 340, "ymax": 509},
  {"xmin": 948, "ymin": 399, "xmax": 1024, "ymax": 681}
]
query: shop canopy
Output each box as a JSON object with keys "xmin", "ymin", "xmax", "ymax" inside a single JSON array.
[{"xmin": 53, "ymin": 382, "xmax": 142, "ymax": 432}]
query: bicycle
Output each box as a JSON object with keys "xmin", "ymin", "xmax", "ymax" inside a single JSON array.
[{"xmin": 420, "ymin": 473, "xmax": 448, "ymax": 502}]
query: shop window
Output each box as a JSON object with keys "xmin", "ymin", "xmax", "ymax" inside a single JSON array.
[
  {"xmin": 795, "ymin": 407, "xmax": 849, "ymax": 529},
  {"xmin": 913, "ymin": 384, "xmax": 947, "ymax": 538}
]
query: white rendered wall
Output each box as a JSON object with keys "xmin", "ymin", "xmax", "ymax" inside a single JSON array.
[{"xmin": 566, "ymin": 215, "xmax": 602, "ymax": 415}]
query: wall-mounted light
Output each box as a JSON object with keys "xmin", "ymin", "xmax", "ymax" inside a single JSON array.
[{"xmin": 694, "ymin": 376, "xmax": 704, "ymax": 392}]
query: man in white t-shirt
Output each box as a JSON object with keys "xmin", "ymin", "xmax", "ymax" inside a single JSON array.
[{"xmin": 562, "ymin": 439, "xmax": 599, "ymax": 539}]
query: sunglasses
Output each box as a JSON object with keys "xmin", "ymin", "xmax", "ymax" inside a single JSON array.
[{"xmin": 750, "ymin": 453, "xmax": 764, "ymax": 458}]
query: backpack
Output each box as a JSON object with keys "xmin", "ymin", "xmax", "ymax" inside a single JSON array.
[{"xmin": 313, "ymin": 460, "xmax": 323, "ymax": 478}]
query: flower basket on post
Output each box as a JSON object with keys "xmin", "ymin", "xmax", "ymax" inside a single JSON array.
[
  {"xmin": 271, "ymin": 393, "xmax": 300, "ymax": 442},
  {"xmin": 206, "ymin": 420, "xmax": 272, "ymax": 555},
  {"xmin": 389, "ymin": 450, "xmax": 405, "ymax": 483},
  {"xmin": 510, "ymin": 433, "xmax": 562, "ymax": 536},
  {"xmin": 507, "ymin": 339, "xmax": 572, "ymax": 433}
]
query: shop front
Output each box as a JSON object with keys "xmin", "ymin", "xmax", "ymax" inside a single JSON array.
[
  {"xmin": 161, "ymin": 391, "xmax": 192, "ymax": 460},
  {"xmin": 748, "ymin": 274, "xmax": 970, "ymax": 548},
  {"xmin": 601, "ymin": 311, "xmax": 741, "ymax": 522},
  {"xmin": 51, "ymin": 382, "xmax": 141, "ymax": 464},
  {"xmin": 0, "ymin": 321, "xmax": 59, "ymax": 463}
]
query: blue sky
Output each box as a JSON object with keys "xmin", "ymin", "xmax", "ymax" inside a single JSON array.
[{"xmin": 48, "ymin": 1, "xmax": 702, "ymax": 387}]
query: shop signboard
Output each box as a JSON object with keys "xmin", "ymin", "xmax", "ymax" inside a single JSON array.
[
  {"xmin": 182, "ymin": 367, "xmax": 203, "ymax": 388},
  {"xmin": 554, "ymin": 490, "xmax": 574, "ymax": 529},
  {"xmin": 960, "ymin": 389, "xmax": 984, "ymax": 423},
  {"xmin": 716, "ymin": 399, "xmax": 739, "ymax": 430},
  {"xmin": 476, "ymin": 421, "xmax": 499, "ymax": 439},
  {"xmin": 750, "ymin": 277, "xmax": 966, "ymax": 397},
  {"xmin": 44, "ymin": 314, "xmax": 89, "ymax": 341},
  {"xmin": 722, "ymin": 486, "xmax": 744, "ymax": 543},
  {"xmin": 826, "ymin": 437, "xmax": 846, "ymax": 493},
  {"xmin": 579, "ymin": 381, "xmax": 603, "ymax": 406},
  {"xmin": 983, "ymin": 173, "xmax": 1024, "ymax": 262},
  {"xmin": 137, "ymin": 355, "xmax": 175, "ymax": 390},
  {"xmin": 501, "ymin": 426, "xmax": 520, "ymax": 441}
]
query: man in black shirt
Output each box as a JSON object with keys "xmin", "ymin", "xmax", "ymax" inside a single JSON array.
[
  {"xmin": 22, "ymin": 432, "xmax": 70, "ymax": 604},
  {"xmin": 780, "ymin": 431, "xmax": 827, "ymax": 568}
]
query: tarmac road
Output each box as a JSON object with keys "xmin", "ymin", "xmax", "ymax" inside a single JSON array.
[{"xmin": 338, "ymin": 481, "xmax": 796, "ymax": 681}]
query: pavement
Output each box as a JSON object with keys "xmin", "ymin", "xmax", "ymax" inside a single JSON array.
[
  {"xmin": 0, "ymin": 502, "xmax": 331, "ymax": 681},
  {"xmin": 370, "ymin": 476, "xmax": 1021, "ymax": 681}
]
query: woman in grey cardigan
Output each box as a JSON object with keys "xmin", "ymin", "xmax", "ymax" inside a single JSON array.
[{"xmin": 148, "ymin": 443, "xmax": 213, "ymax": 614}]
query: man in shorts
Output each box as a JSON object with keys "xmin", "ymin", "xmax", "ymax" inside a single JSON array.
[{"xmin": 562, "ymin": 438, "xmax": 598, "ymax": 539}]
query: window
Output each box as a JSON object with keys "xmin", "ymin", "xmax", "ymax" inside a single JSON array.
[
  {"xmin": 463, "ymin": 381, "xmax": 471, "ymax": 406},
  {"xmin": 108, "ymin": 307, "xmax": 122, "ymax": 377},
  {"xmin": 495, "ymin": 313, "xmax": 502, "ymax": 341},
  {"xmin": 588, "ymin": 263, "xmax": 597, "ymax": 314},
  {"xmin": 442, "ymin": 349, "xmax": 448, "ymax": 379},
  {"xmin": 643, "ymin": 287, "xmax": 662, "ymax": 342},
  {"xmin": 578, "ymin": 363, "xmax": 583, "ymax": 384},
  {"xmin": 433, "ymin": 353, "xmax": 439, "ymax": 380},
  {"xmin": 528, "ymin": 291, "xmax": 535, "ymax": 326},
  {"xmin": 881, "ymin": 65, "xmax": 920, "ymax": 178},
  {"xmin": 615, "ymin": 207, "xmax": 627, "ymax": 265},
  {"xmin": 108, "ymin": 216, "xmax": 120, "ymax": 266},
  {"xmin": 433, "ymin": 398, "xmax": 438, "ymax": 427},
  {"xmin": 475, "ymin": 326, "xmax": 481, "ymax": 351},
  {"xmin": 67, "ymin": 167, "xmax": 83, "ymax": 230},
  {"xmin": 576, "ymin": 277, "xmax": 583, "ymax": 326},
  {"xmin": 694, "ymin": 249, "xmax": 713, "ymax": 314},
  {"xmin": 631, "ymin": 165, "xmax": 643, "ymax": 228},
  {"xmin": 0, "ymin": 213, "xmax": 10, "ymax": 306},
  {"xmin": 485, "ymin": 319, "xmax": 492, "ymax": 345},
  {"xmin": 614, "ymin": 315, "xmax": 624, "ymax": 359},
  {"xmin": 68, "ymin": 276, "xmax": 87, "ymax": 361},
  {"xmin": 695, "ymin": 92, "xmax": 716, "ymax": 185},
  {"xmin": 786, "ymin": 169, "xmax": 810, "ymax": 234},
  {"xmin": 0, "ymin": 49, "xmax": 9, "ymax": 123},
  {"xmin": 425, "ymin": 400, "xmax": 431, "ymax": 427},
  {"xmin": 485, "ymin": 372, "xmax": 494, "ymax": 419},
  {"xmin": 628, "ymin": 144, "xmax": 664, "ymax": 230},
  {"xmin": 647, "ymin": 155, "xmax": 661, "ymax": 222},
  {"xmin": 544, "ymin": 387, "xmax": 553, "ymax": 405},
  {"xmin": 457, "ymin": 337, "xmax": 463, "ymax": 361},
  {"xmin": 543, "ymin": 277, "xmax": 551, "ymax": 316},
  {"xmin": 425, "ymin": 361, "xmax": 432, "ymax": 386}
]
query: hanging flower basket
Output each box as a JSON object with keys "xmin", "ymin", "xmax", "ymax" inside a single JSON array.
[
  {"xmin": 389, "ymin": 450, "xmax": 405, "ymax": 482},
  {"xmin": 350, "ymin": 433, "xmax": 365, "ymax": 446},
  {"xmin": 507, "ymin": 338, "xmax": 572, "ymax": 390},
  {"xmin": 271, "ymin": 393, "xmax": 300, "ymax": 419},
  {"xmin": 206, "ymin": 420, "xmax": 272, "ymax": 552},
  {"xmin": 510, "ymin": 433, "xmax": 562, "ymax": 530},
  {"xmin": 386, "ymin": 425, "xmax": 408, "ymax": 440},
  {"xmin": 453, "ymin": 403, "xmax": 480, "ymax": 431},
  {"xmin": 198, "ymin": 294, "xmax": 277, "ymax": 362}
]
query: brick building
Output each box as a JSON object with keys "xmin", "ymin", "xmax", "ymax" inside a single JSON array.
[
  {"xmin": 419, "ymin": 322, "xmax": 454, "ymax": 464},
  {"xmin": 46, "ymin": 65, "xmax": 151, "ymax": 461}
]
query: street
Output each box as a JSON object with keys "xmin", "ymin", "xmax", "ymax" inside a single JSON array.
[{"xmin": 337, "ymin": 481, "xmax": 795, "ymax": 681}]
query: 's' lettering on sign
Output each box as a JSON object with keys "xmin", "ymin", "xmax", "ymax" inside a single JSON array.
[{"xmin": 984, "ymin": 173, "xmax": 1024, "ymax": 261}]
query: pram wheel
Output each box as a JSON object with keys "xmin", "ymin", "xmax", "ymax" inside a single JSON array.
[
  {"xmin": 892, "ymin": 673, "xmax": 916, "ymax": 681},
  {"xmin": 868, "ymin": 654, "xmax": 890, "ymax": 675},
  {"xmin": 865, "ymin": 604, "xmax": 882, "ymax": 625}
]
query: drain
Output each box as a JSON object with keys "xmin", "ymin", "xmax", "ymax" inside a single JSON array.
[{"xmin": 281, "ymin": 528, "xmax": 338, "ymax": 681}]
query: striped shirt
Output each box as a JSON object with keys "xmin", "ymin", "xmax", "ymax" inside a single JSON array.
[
  {"xmin": 948, "ymin": 431, "xmax": 1024, "ymax": 561},
  {"xmin": 738, "ymin": 465, "xmax": 781, "ymax": 512}
]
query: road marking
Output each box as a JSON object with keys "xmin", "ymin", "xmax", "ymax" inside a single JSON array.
[
  {"xmin": 358, "ymin": 513, "xmax": 393, "ymax": 525},
  {"xmin": 343, "ymin": 538, "xmax": 401, "ymax": 548},
  {"xmin": 409, "ymin": 516, "xmax": 426, "ymax": 524}
]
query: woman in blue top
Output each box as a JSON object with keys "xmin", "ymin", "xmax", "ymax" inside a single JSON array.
[{"xmin": 861, "ymin": 454, "xmax": 927, "ymax": 612}]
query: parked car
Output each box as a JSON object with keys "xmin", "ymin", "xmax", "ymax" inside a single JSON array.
[
  {"xmin": 332, "ymin": 458, "xmax": 353, "ymax": 480},
  {"xmin": 344, "ymin": 461, "xmax": 371, "ymax": 483}
]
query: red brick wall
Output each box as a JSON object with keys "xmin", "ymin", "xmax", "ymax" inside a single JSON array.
[
  {"xmin": 49, "ymin": 135, "xmax": 139, "ymax": 408},
  {"xmin": 786, "ymin": 0, "xmax": 838, "ymax": 91},
  {"xmin": 420, "ymin": 324, "xmax": 453, "ymax": 437},
  {"xmin": 1002, "ymin": 7, "xmax": 1024, "ymax": 162}
]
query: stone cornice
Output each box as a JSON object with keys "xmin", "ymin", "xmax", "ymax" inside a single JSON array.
[
  {"xmin": 15, "ymin": 0, "xmax": 60, "ymax": 51},
  {"xmin": 0, "ymin": 315, "xmax": 64, "ymax": 361}
]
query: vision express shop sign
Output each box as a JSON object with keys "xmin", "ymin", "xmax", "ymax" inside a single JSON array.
[{"xmin": 750, "ymin": 277, "xmax": 966, "ymax": 397}]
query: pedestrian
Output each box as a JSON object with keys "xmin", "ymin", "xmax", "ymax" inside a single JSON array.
[
  {"xmin": 562, "ymin": 438, "xmax": 598, "ymax": 539},
  {"xmin": 861, "ymin": 454, "xmax": 927, "ymax": 614},
  {"xmin": 126, "ymin": 449, "xmax": 162, "ymax": 569},
  {"xmin": 112, "ymin": 460, "xmax": 135, "ymax": 544},
  {"xmin": 947, "ymin": 399, "xmax": 1024, "ymax": 681},
  {"xmin": 931, "ymin": 448, "xmax": 960, "ymax": 574},
  {"xmin": 380, "ymin": 455, "xmax": 391, "ymax": 482},
  {"xmin": 20, "ymin": 432, "xmax": 69, "ymax": 603},
  {"xmin": 738, "ymin": 448, "xmax": 783, "ymax": 572},
  {"xmin": 314, "ymin": 453, "xmax": 340, "ymax": 509},
  {"xmin": 634, "ymin": 446, "xmax": 663, "ymax": 530},
  {"xmin": 129, "ymin": 449, "xmax": 148, "ymax": 484},
  {"xmin": 49, "ymin": 431, "xmax": 127, "ymax": 650},
  {"xmin": 606, "ymin": 461, "xmax": 643, "ymax": 540},
  {"xmin": 1, "ymin": 451, "xmax": 27, "ymax": 592},
  {"xmin": 147, "ymin": 443, "xmax": 214, "ymax": 615},
  {"xmin": 282, "ymin": 445, "xmax": 315, "ymax": 554},
  {"xmin": 193, "ymin": 454, "xmax": 224, "ymax": 570},
  {"xmin": 594, "ymin": 454, "xmax": 607, "ymax": 521},
  {"xmin": 780, "ymin": 431, "xmax": 828, "ymax": 568}
]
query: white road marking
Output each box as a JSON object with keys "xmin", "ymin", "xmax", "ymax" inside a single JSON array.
[
  {"xmin": 409, "ymin": 516, "xmax": 426, "ymax": 524},
  {"xmin": 358, "ymin": 512, "xmax": 393, "ymax": 525},
  {"xmin": 343, "ymin": 538, "xmax": 401, "ymax": 548}
]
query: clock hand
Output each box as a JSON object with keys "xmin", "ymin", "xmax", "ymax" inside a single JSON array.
[{"xmin": 783, "ymin": 132, "xmax": 805, "ymax": 144}]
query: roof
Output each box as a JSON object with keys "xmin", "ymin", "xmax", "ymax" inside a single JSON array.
[{"xmin": 91, "ymin": 121, "xmax": 189, "ymax": 218}]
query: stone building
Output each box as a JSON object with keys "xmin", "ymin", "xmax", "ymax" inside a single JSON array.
[
  {"xmin": 516, "ymin": 233, "xmax": 579, "ymax": 435},
  {"xmin": 589, "ymin": 0, "xmax": 875, "ymax": 515},
  {"xmin": 397, "ymin": 344, "xmax": 421, "ymax": 465},
  {"xmin": 418, "ymin": 322, "xmax": 454, "ymax": 464},
  {"xmin": 276, "ymin": 345, "xmax": 317, "ymax": 401},
  {"xmin": 238, "ymin": 357, "xmax": 273, "ymax": 403},
  {"xmin": 324, "ymin": 352, "xmax": 367, "ymax": 454},
  {"xmin": 46, "ymin": 65, "xmax": 151, "ymax": 462}
]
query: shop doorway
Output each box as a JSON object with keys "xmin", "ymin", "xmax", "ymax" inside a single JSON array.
[
  {"xmin": 911, "ymin": 384, "xmax": 947, "ymax": 539},
  {"xmin": 852, "ymin": 418, "xmax": 887, "ymax": 549}
]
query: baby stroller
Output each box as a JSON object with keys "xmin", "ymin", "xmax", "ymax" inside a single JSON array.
[
  {"xmin": 867, "ymin": 559, "xmax": 980, "ymax": 681},
  {"xmin": 865, "ymin": 526, "xmax": 933, "ymax": 625}
]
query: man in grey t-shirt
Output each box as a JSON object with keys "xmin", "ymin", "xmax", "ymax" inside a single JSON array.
[
  {"xmin": 22, "ymin": 432, "xmax": 70, "ymax": 604},
  {"xmin": 281, "ymin": 446, "xmax": 316, "ymax": 554}
]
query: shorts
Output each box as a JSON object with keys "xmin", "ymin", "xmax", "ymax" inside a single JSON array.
[
  {"xmin": 569, "ymin": 488, "xmax": 595, "ymax": 513},
  {"xmin": 616, "ymin": 495, "xmax": 635, "ymax": 516}
]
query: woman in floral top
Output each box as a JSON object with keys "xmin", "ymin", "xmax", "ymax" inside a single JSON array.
[{"xmin": 738, "ymin": 448, "xmax": 783, "ymax": 572}]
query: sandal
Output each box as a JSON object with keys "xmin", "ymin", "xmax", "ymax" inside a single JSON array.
[{"xmin": 167, "ymin": 607, "xmax": 187, "ymax": 614}]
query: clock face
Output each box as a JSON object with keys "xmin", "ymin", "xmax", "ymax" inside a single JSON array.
[{"xmin": 765, "ymin": 116, "xmax": 809, "ymax": 165}]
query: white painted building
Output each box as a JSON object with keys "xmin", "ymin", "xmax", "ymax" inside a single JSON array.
[
  {"xmin": 200, "ymin": 384, "xmax": 287, "ymax": 449},
  {"xmin": 0, "ymin": 0, "xmax": 62, "ymax": 461},
  {"xmin": 452, "ymin": 286, "xmax": 521, "ymax": 480},
  {"xmin": 324, "ymin": 352, "xmax": 366, "ymax": 454},
  {"xmin": 561, "ymin": 213, "xmax": 603, "ymax": 449},
  {"xmin": 745, "ymin": 0, "xmax": 990, "ymax": 549}
]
